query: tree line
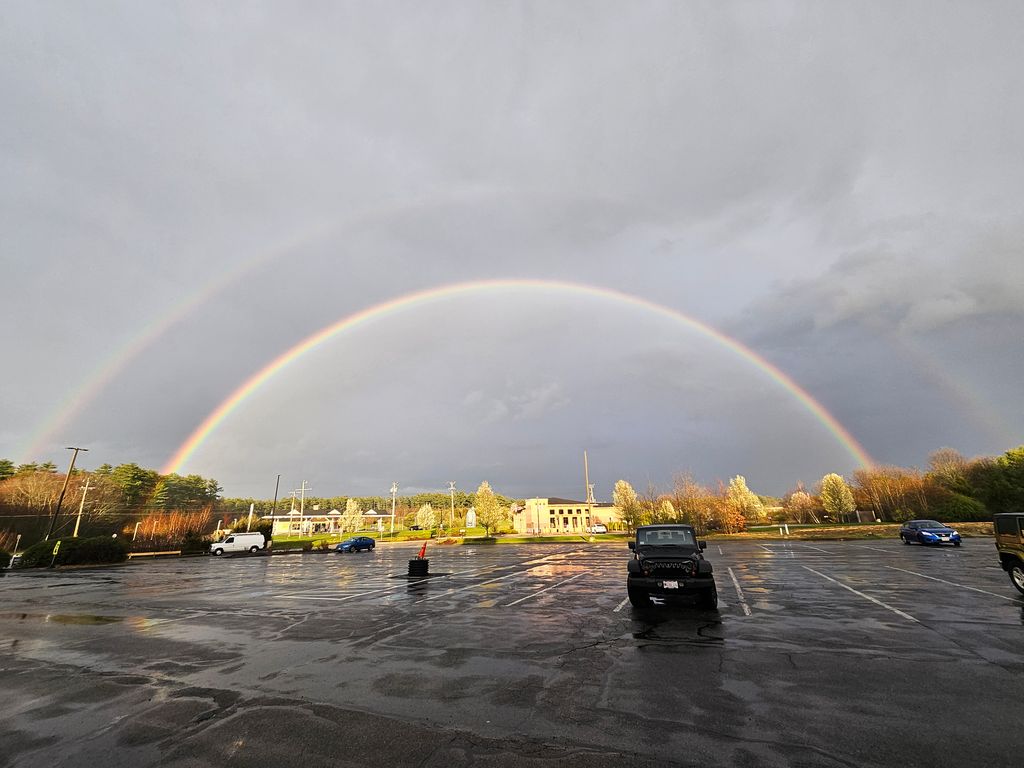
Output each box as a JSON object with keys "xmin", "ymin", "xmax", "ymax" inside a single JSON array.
[
  {"xmin": 0, "ymin": 459, "xmax": 222, "ymax": 550},
  {"xmin": 609, "ymin": 444, "xmax": 1024, "ymax": 534}
]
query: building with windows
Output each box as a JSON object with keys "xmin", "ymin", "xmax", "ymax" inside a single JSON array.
[
  {"xmin": 270, "ymin": 509, "xmax": 394, "ymax": 537},
  {"xmin": 513, "ymin": 497, "xmax": 621, "ymax": 535}
]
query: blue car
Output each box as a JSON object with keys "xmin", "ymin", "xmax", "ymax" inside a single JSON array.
[
  {"xmin": 336, "ymin": 536, "xmax": 376, "ymax": 553},
  {"xmin": 899, "ymin": 520, "xmax": 962, "ymax": 547}
]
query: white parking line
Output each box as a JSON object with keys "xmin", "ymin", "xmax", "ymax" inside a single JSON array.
[
  {"xmin": 858, "ymin": 545, "xmax": 895, "ymax": 553},
  {"xmin": 421, "ymin": 571, "xmax": 524, "ymax": 601},
  {"xmin": 802, "ymin": 566, "xmax": 918, "ymax": 623},
  {"xmin": 278, "ymin": 580, "xmax": 429, "ymax": 602},
  {"xmin": 757, "ymin": 544, "xmax": 774, "ymax": 553},
  {"xmin": 717, "ymin": 546, "xmax": 723, "ymax": 556},
  {"xmin": 798, "ymin": 544, "xmax": 830, "ymax": 553},
  {"xmin": 612, "ymin": 597, "xmax": 629, "ymax": 612},
  {"xmin": 504, "ymin": 573, "xmax": 585, "ymax": 607},
  {"xmin": 885, "ymin": 566, "xmax": 1017, "ymax": 602},
  {"xmin": 727, "ymin": 567, "xmax": 752, "ymax": 616}
]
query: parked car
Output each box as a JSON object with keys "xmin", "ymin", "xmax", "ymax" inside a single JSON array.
[
  {"xmin": 899, "ymin": 520, "xmax": 961, "ymax": 546},
  {"xmin": 210, "ymin": 532, "xmax": 266, "ymax": 556},
  {"xmin": 587, "ymin": 523, "xmax": 608, "ymax": 534},
  {"xmin": 336, "ymin": 536, "xmax": 376, "ymax": 553},
  {"xmin": 626, "ymin": 524, "xmax": 717, "ymax": 609},
  {"xmin": 994, "ymin": 513, "xmax": 1024, "ymax": 595}
]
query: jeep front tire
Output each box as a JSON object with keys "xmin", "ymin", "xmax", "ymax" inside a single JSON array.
[{"xmin": 627, "ymin": 580, "xmax": 650, "ymax": 607}]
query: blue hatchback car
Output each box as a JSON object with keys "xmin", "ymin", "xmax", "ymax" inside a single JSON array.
[
  {"xmin": 336, "ymin": 536, "xmax": 376, "ymax": 553},
  {"xmin": 899, "ymin": 520, "xmax": 962, "ymax": 547}
]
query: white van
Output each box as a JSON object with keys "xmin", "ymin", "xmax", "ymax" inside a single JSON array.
[{"xmin": 210, "ymin": 532, "xmax": 266, "ymax": 556}]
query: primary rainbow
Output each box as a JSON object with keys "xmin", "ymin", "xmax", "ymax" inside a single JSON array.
[{"xmin": 162, "ymin": 278, "xmax": 874, "ymax": 474}]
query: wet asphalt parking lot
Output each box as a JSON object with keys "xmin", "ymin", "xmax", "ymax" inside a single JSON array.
[{"xmin": 1, "ymin": 538, "xmax": 1022, "ymax": 768}]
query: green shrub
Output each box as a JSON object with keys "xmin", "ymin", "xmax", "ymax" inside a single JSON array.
[
  {"xmin": 930, "ymin": 492, "xmax": 990, "ymax": 522},
  {"xmin": 15, "ymin": 536, "xmax": 129, "ymax": 568},
  {"xmin": 180, "ymin": 533, "xmax": 212, "ymax": 553},
  {"xmin": 0, "ymin": 549, "xmax": 10, "ymax": 566}
]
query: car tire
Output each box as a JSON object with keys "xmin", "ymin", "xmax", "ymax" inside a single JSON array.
[
  {"xmin": 700, "ymin": 585, "xmax": 719, "ymax": 610},
  {"xmin": 213, "ymin": 548, "xmax": 224, "ymax": 556},
  {"xmin": 954, "ymin": 541, "xmax": 961, "ymax": 547},
  {"xmin": 249, "ymin": 546, "xmax": 259, "ymax": 553},
  {"xmin": 901, "ymin": 535, "xmax": 910, "ymax": 545},
  {"xmin": 627, "ymin": 582, "xmax": 650, "ymax": 608},
  {"xmin": 1009, "ymin": 562, "xmax": 1024, "ymax": 595}
]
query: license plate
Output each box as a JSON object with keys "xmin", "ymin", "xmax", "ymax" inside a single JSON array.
[
  {"xmin": 940, "ymin": 536, "xmax": 949, "ymax": 541},
  {"xmin": 662, "ymin": 580, "xmax": 679, "ymax": 589}
]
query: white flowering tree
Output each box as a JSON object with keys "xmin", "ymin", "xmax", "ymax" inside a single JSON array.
[
  {"xmin": 416, "ymin": 503, "xmax": 438, "ymax": 530},
  {"xmin": 341, "ymin": 497, "xmax": 362, "ymax": 532},
  {"xmin": 819, "ymin": 473, "xmax": 856, "ymax": 522},
  {"xmin": 727, "ymin": 475, "xmax": 765, "ymax": 523}
]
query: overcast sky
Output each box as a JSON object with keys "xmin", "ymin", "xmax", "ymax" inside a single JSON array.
[{"xmin": 3, "ymin": 2, "xmax": 1022, "ymax": 500}]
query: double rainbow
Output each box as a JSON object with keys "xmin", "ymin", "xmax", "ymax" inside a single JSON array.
[{"xmin": 162, "ymin": 278, "xmax": 874, "ymax": 475}]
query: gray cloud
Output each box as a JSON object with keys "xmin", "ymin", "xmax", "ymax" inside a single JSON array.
[{"xmin": 3, "ymin": 3, "xmax": 1023, "ymax": 497}]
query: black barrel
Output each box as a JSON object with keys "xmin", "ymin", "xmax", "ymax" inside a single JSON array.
[{"xmin": 408, "ymin": 558, "xmax": 430, "ymax": 577}]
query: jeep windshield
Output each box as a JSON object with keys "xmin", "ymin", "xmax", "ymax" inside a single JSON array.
[{"xmin": 637, "ymin": 528, "xmax": 697, "ymax": 547}]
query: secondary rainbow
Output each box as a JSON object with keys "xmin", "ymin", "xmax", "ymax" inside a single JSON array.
[
  {"xmin": 162, "ymin": 278, "xmax": 875, "ymax": 474},
  {"xmin": 19, "ymin": 185, "xmax": 501, "ymax": 463}
]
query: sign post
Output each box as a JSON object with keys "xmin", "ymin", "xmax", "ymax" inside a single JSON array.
[{"xmin": 49, "ymin": 540, "xmax": 61, "ymax": 568}]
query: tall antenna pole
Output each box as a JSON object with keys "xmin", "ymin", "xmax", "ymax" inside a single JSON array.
[
  {"xmin": 584, "ymin": 450, "xmax": 590, "ymax": 503},
  {"xmin": 45, "ymin": 446, "xmax": 88, "ymax": 541}
]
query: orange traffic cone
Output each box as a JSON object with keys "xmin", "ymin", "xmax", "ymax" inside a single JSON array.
[{"xmin": 417, "ymin": 542, "xmax": 427, "ymax": 560}]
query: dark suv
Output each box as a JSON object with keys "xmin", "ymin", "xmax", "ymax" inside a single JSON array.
[
  {"xmin": 627, "ymin": 524, "xmax": 717, "ymax": 608},
  {"xmin": 994, "ymin": 513, "xmax": 1024, "ymax": 595}
]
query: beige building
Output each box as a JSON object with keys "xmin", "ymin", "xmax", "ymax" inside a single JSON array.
[{"xmin": 513, "ymin": 497, "xmax": 621, "ymax": 535}]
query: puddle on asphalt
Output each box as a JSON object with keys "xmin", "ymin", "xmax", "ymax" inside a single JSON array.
[{"xmin": 0, "ymin": 612, "xmax": 124, "ymax": 625}]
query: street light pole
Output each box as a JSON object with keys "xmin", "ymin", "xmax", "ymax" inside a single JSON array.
[
  {"xmin": 45, "ymin": 446, "xmax": 88, "ymax": 541},
  {"xmin": 72, "ymin": 477, "xmax": 93, "ymax": 538}
]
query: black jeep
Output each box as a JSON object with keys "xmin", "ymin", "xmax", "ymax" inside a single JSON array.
[{"xmin": 627, "ymin": 524, "xmax": 717, "ymax": 609}]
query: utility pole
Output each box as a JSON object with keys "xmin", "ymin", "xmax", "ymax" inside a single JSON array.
[
  {"xmin": 293, "ymin": 481, "xmax": 311, "ymax": 534},
  {"xmin": 269, "ymin": 473, "xmax": 281, "ymax": 525},
  {"xmin": 45, "ymin": 446, "xmax": 88, "ymax": 541},
  {"xmin": 72, "ymin": 477, "xmax": 93, "ymax": 538},
  {"xmin": 448, "ymin": 481, "xmax": 456, "ymax": 529},
  {"xmin": 390, "ymin": 482, "xmax": 398, "ymax": 537}
]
